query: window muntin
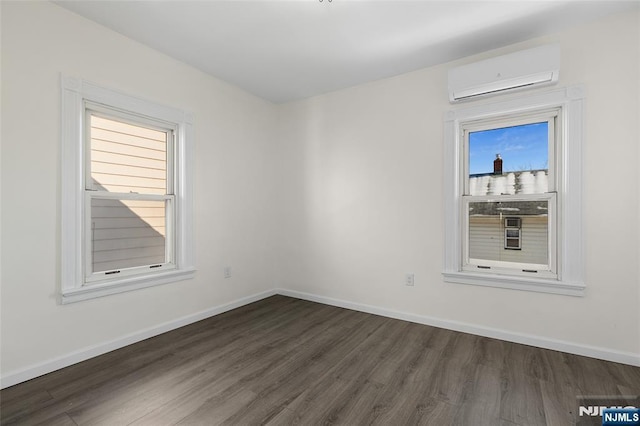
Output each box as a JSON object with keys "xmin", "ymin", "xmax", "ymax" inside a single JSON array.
[
  {"xmin": 461, "ymin": 111, "xmax": 558, "ymax": 277},
  {"xmin": 84, "ymin": 106, "xmax": 176, "ymax": 284}
]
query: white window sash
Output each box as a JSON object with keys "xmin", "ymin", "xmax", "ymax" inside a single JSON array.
[
  {"xmin": 84, "ymin": 102, "xmax": 177, "ymax": 194},
  {"xmin": 84, "ymin": 192, "xmax": 176, "ymax": 284},
  {"xmin": 462, "ymin": 111, "xmax": 558, "ymax": 196},
  {"xmin": 461, "ymin": 193, "xmax": 557, "ymax": 278}
]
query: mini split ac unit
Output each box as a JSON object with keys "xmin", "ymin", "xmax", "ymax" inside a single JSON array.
[{"xmin": 448, "ymin": 44, "xmax": 560, "ymax": 102}]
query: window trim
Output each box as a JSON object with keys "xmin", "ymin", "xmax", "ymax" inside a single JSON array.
[
  {"xmin": 443, "ymin": 85, "xmax": 585, "ymax": 296},
  {"xmin": 61, "ymin": 76, "xmax": 195, "ymax": 304}
]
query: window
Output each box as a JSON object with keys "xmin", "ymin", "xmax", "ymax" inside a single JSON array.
[
  {"xmin": 505, "ymin": 217, "xmax": 521, "ymax": 228},
  {"xmin": 463, "ymin": 112, "xmax": 557, "ymax": 278},
  {"xmin": 62, "ymin": 77, "xmax": 195, "ymax": 303},
  {"xmin": 85, "ymin": 109, "xmax": 175, "ymax": 282},
  {"xmin": 504, "ymin": 228, "xmax": 521, "ymax": 250},
  {"xmin": 504, "ymin": 218, "xmax": 522, "ymax": 250},
  {"xmin": 443, "ymin": 86, "xmax": 585, "ymax": 296}
]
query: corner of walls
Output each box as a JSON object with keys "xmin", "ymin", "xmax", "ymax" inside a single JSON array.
[
  {"xmin": 1, "ymin": 0, "xmax": 281, "ymax": 384},
  {"xmin": 271, "ymin": 9, "xmax": 640, "ymax": 362},
  {"xmin": 0, "ymin": 290, "xmax": 278, "ymax": 389},
  {"xmin": 275, "ymin": 288, "xmax": 640, "ymax": 367},
  {"xmin": 2, "ymin": 1, "xmax": 639, "ymax": 390}
]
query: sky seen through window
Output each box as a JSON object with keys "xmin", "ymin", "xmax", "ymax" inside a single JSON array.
[{"xmin": 469, "ymin": 122, "xmax": 548, "ymax": 175}]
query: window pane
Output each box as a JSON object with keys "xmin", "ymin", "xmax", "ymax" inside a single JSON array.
[
  {"xmin": 469, "ymin": 200, "xmax": 548, "ymax": 265},
  {"xmin": 506, "ymin": 229, "xmax": 520, "ymax": 238},
  {"xmin": 468, "ymin": 122, "xmax": 548, "ymax": 195},
  {"xmin": 90, "ymin": 115, "xmax": 168, "ymax": 194},
  {"xmin": 91, "ymin": 198, "xmax": 167, "ymax": 273},
  {"xmin": 505, "ymin": 239, "xmax": 520, "ymax": 249}
]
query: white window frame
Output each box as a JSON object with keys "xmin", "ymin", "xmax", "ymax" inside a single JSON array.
[
  {"xmin": 505, "ymin": 217, "xmax": 521, "ymax": 229},
  {"xmin": 443, "ymin": 85, "xmax": 585, "ymax": 296},
  {"xmin": 61, "ymin": 76, "xmax": 195, "ymax": 304},
  {"xmin": 462, "ymin": 110, "xmax": 558, "ymax": 278}
]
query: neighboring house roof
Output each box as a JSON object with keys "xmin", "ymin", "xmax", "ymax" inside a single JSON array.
[
  {"xmin": 469, "ymin": 201, "xmax": 548, "ymax": 217},
  {"xmin": 468, "ymin": 170, "xmax": 549, "ymax": 217},
  {"xmin": 469, "ymin": 169, "xmax": 548, "ymax": 196}
]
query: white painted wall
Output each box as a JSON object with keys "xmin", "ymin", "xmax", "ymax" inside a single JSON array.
[
  {"xmin": 1, "ymin": 2, "xmax": 279, "ymax": 378},
  {"xmin": 275, "ymin": 10, "xmax": 640, "ymax": 358}
]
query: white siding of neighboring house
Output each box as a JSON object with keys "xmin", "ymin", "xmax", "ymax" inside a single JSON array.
[
  {"xmin": 469, "ymin": 216, "xmax": 548, "ymax": 265},
  {"xmin": 91, "ymin": 198, "xmax": 166, "ymax": 272},
  {"xmin": 89, "ymin": 115, "xmax": 168, "ymax": 273}
]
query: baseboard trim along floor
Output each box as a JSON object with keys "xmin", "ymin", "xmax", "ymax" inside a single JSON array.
[
  {"xmin": 276, "ymin": 288, "xmax": 640, "ymax": 368},
  {"xmin": 2, "ymin": 287, "xmax": 638, "ymax": 389},
  {"xmin": 0, "ymin": 289, "xmax": 277, "ymax": 389},
  {"xmin": 3, "ymin": 294, "xmax": 639, "ymax": 425}
]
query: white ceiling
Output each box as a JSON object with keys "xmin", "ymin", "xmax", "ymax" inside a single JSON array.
[{"xmin": 55, "ymin": 1, "xmax": 635, "ymax": 103}]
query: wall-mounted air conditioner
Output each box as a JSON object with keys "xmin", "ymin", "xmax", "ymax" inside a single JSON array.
[{"xmin": 448, "ymin": 44, "xmax": 560, "ymax": 102}]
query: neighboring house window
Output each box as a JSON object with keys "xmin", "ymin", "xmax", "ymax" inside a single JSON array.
[
  {"xmin": 504, "ymin": 218, "xmax": 522, "ymax": 250},
  {"xmin": 443, "ymin": 86, "xmax": 585, "ymax": 296},
  {"xmin": 61, "ymin": 77, "xmax": 195, "ymax": 303}
]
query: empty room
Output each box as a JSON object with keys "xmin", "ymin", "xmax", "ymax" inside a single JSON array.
[{"xmin": 1, "ymin": 1, "xmax": 639, "ymax": 425}]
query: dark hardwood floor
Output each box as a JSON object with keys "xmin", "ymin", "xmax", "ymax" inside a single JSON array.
[{"xmin": 1, "ymin": 295, "xmax": 639, "ymax": 425}]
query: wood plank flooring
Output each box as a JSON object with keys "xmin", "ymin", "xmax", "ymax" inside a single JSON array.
[{"xmin": 1, "ymin": 295, "xmax": 639, "ymax": 425}]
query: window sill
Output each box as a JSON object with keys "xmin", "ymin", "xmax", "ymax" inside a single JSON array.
[
  {"xmin": 443, "ymin": 271, "xmax": 585, "ymax": 297},
  {"xmin": 61, "ymin": 268, "xmax": 196, "ymax": 304}
]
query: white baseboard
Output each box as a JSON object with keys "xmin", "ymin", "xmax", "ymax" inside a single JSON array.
[
  {"xmin": 276, "ymin": 288, "xmax": 640, "ymax": 367},
  {"xmin": 0, "ymin": 289, "xmax": 277, "ymax": 389},
  {"xmin": 3, "ymin": 287, "xmax": 638, "ymax": 389}
]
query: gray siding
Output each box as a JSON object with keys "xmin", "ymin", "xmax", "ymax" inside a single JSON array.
[
  {"xmin": 469, "ymin": 216, "xmax": 548, "ymax": 265},
  {"xmin": 91, "ymin": 199, "xmax": 166, "ymax": 273}
]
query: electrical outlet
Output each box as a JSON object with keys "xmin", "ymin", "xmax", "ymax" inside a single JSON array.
[
  {"xmin": 224, "ymin": 267, "xmax": 231, "ymax": 279},
  {"xmin": 405, "ymin": 273, "xmax": 414, "ymax": 286}
]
